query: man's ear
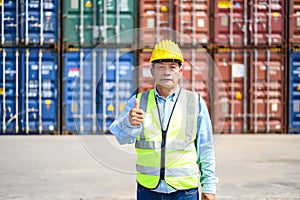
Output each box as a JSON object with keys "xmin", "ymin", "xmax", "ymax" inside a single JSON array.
[
  {"xmin": 150, "ymin": 67, "xmax": 154, "ymax": 76},
  {"xmin": 179, "ymin": 66, "xmax": 183, "ymax": 74}
]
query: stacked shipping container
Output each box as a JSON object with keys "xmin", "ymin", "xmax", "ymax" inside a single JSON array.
[
  {"xmin": 214, "ymin": 0, "xmax": 286, "ymax": 46},
  {"xmin": 1, "ymin": 0, "xmax": 298, "ymax": 134},
  {"xmin": 0, "ymin": 0, "xmax": 59, "ymax": 134},
  {"xmin": 62, "ymin": 0, "xmax": 137, "ymax": 134},
  {"xmin": 213, "ymin": 0, "xmax": 287, "ymax": 133},
  {"xmin": 1, "ymin": 0, "xmax": 58, "ymax": 46},
  {"xmin": 0, "ymin": 48, "xmax": 58, "ymax": 134},
  {"xmin": 288, "ymin": 0, "xmax": 300, "ymax": 133},
  {"xmin": 62, "ymin": 48, "xmax": 135, "ymax": 134}
]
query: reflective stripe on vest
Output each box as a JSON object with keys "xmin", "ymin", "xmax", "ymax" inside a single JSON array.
[{"xmin": 135, "ymin": 89, "xmax": 200, "ymax": 190}]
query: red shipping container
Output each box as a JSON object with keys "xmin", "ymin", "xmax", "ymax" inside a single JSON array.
[
  {"xmin": 213, "ymin": 48, "xmax": 248, "ymax": 133},
  {"xmin": 139, "ymin": 0, "xmax": 174, "ymax": 47},
  {"xmin": 174, "ymin": 0, "xmax": 210, "ymax": 46},
  {"xmin": 214, "ymin": 0, "xmax": 248, "ymax": 46},
  {"xmin": 180, "ymin": 48, "xmax": 211, "ymax": 105},
  {"xmin": 289, "ymin": 0, "xmax": 300, "ymax": 44},
  {"xmin": 138, "ymin": 52, "xmax": 155, "ymax": 92},
  {"xmin": 249, "ymin": 0, "xmax": 286, "ymax": 45},
  {"xmin": 249, "ymin": 48, "xmax": 286, "ymax": 133}
]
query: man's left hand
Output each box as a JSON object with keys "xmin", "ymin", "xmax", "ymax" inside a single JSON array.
[{"xmin": 201, "ymin": 193, "xmax": 216, "ymax": 200}]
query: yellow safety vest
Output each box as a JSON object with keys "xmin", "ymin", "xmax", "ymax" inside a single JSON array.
[{"xmin": 135, "ymin": 89, "xmax": 200, "ymax": 190}]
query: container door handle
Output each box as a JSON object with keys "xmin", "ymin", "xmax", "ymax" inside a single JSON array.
[
  {"xmin": 115, "ymin": 49, "xmax": 120, "ymax": 119},
  {"xmin": 16, "ymin": 50, "xmax": 19, "ymax": 133},
  {"xmin": 116, "ymin": 0, "xmax": 120, "ymax": 44},
  {"xmin": 40, "ymin": 0, "xmax": 44, "ymax": 45},
  {"xmin": 25, "ymin": 0, "xmax": 29, "ymax": 45},
  {"xmin": 80, "ymin": 0, "xmax": 85, "ymax": 45},
  {"xmin": 79, "ymin": 50, "xmax": 84, "ymax": 133},
  {"xmin": 2, "ymin": 50, "xmax": 7, "ymax": 132},
  {"xmin": 92, "ymin": 51, "xmax": 97, "ymax": 133},
  {"xmin": 1, "ymin": 2, "xmax": 5, "ymax": 44},
  {"xmin": 102, "ymin": 49, "xmax": 107, "ymax": 131},
  {"xmin": 26, "ymin": 49, "xmax": 30, "ymax": 133},
  {"xmin": 38, "ymin": 50, "xmax": 43, "ymax": 133},
  {"xmin": 230, "ymin": 50, "xmax": 235, "ymax": 132}
]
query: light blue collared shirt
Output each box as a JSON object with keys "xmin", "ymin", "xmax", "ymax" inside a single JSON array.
[{"xmin": 109, "ymin": 87, "xmax": 218, "ymax": 194}]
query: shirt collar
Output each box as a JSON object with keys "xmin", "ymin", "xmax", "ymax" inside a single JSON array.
[{"xmin": 154, "ymin": 86, "xmax": 181, "ymax": 101}]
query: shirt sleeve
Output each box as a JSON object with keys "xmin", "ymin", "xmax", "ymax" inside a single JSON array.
[
  {"xmin": 196, "ymin": 96, "xmax": 218, "ymax": 194},
  {"xmin": 109, "ymin": 95, "xmax": 143, "ymax": 145}
]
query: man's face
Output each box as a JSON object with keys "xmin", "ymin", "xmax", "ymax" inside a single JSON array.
[{"xmin": 150, "ymin": 62, "xmax": 183, "ymax": 89}]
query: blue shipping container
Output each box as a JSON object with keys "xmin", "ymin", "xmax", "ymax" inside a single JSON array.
[
  {"xmin": 63, "ymin": 48, "xmax": 135, "ymax": 134},
  {"xmin": 0, "ymin": 0, "xmax": 58, "ymax": 46},
  {"xmin": 20, "ymin": 0, "xmax": 58, "ymax": 45},
  {"xmin": 19, "ymin": 48, "xmax": 58, "ymax": 134},
  {"xmin": 289, "ymin": 51, "xmax": 300, "ymax": 134},
  {"xmin": 0, "ymin": 49, "xmax": 20, "ymax": 133},
  {"xmin": 0, "ymin": 48, "xmax": 58, "ymax": 134},
  {"xmin": 0, "ymin": 0, "xmax": 19, "ymax": 45}
]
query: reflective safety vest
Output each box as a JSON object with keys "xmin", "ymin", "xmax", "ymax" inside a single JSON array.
[{"xmin": 135, "ymin": 88, "xmax": 200, "ymax": 190}]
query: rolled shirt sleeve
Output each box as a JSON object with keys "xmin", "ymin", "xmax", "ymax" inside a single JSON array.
[{"xmin": 196, "ymin": 96, "xmax": 218, "ymax": 194}]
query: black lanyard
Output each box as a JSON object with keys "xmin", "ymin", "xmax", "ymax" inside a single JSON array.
[{"xmin": 154, "ymin": 88, "xmax": 182, "ymax": 180}]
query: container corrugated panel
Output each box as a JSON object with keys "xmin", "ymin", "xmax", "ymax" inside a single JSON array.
[
  {"xmin": 63, "ymin": 0, "xmax": 136, "ymax": 47},
  {"xmin": 0, "ymin": 48, "xmax": 58, "ymax": 134},
  {"xmin": 289, "ymin": 50, "xmax": 300, "ymax": 133},
  {"xmin": 19, "ymin": 48, "xmax": 58, "ymax": 134},
  {"xmin": 249, "ymin": 48, "xmax": 286, "ymax": 133},
  {"xmin": 138, "ymin": 52, "xmax": 155, "ymax": 92},
  {"xmin": 249, "ymin": 0, "xmax": 286, "ymax": 46},
  {"xmin": 0, "ymin": 0, "xmax": 19, "ymax": 45},
  {"xmin": 20, "ymin": 0, "xmax": 58, "ymax": 45},
  {"xmin": 139, "ymin": 0, "xmax": 174, "ymax": 47},
  {"xmin": 213, "ymin": 48, "xmax": 248, "ymax": 133},
  {"xmin": 63, "ymin": 48, "xmax": 135, "ymax": 134},
  {"xmin": 62, "ymin": 48, "xmax": 98, "ymax": 133},
  {"xmin": 214, "ymin": 0, "xmax": 248, "ymax": 46},
  {"xmin": 97, "ymin": 49, "xmax": 135, "ymax": 132},
  {"xmin": 289, "ymin": 0, "xmax": 300, "ymax": 44},
  {"xmin": 0, "ymin": 49, "xmax": 20, "ymax": 133},
  {"xmin": 174, "ymin": 0, "xmax": 210, "ymax": 46},
  {"xmin": 180, "ymin": 48, "xmax": 210, "ymax": 106}
]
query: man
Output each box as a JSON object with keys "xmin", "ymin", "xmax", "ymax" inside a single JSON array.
[{"xmin": 110, "ymin": 40, "xmax": 218, "ymax": 200}]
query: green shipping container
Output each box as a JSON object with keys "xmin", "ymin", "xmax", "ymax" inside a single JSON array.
[{"xmin": 63, "ymin": 0, "xmax": 136, "ymax": 47}]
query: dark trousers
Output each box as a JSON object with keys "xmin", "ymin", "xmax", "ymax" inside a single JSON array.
[{"xmin": 137, "ymin": 183, "xmax": 199, "ymax": 200}]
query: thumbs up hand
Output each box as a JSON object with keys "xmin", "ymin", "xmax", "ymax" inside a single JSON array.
[{"xmin": 129, "ymin": 98, "xmax": 144, "ymax": 126}]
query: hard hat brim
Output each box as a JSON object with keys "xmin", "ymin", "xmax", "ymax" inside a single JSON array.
[{"xmin": 151, "ymin": 59, "xmax": 183, "ymax": 63}]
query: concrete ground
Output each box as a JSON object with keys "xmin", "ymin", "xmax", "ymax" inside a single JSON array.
[{"xmin": 0, "ymin": 134, "xmax": 299, "ymax": 200}]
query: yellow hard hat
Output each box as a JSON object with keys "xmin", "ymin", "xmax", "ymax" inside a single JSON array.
[{"xmin": 150, "ymin": 40, "xmax": 184, "ymax": 63}]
